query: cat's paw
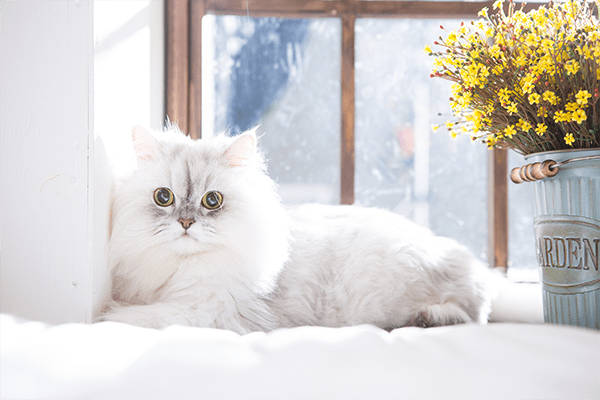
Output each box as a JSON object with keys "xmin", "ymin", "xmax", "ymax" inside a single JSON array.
[
  {"xmin": 95, "ymin": 304, "xmax": 162, "ymax": 328},
  {"xmin": 410, "ymin": 303, "xmax": 473, "ymax": 327},
  {"xmin": 95, "ymin": 308, "xmax": 136, "ymax": 325},
  {"xmin": 96, "ymin": 302, "xmax": 194, "ymax": 329}
]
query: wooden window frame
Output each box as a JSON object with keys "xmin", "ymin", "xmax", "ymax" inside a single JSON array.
[{"xmin": 166, "ymin": 0, "xmax": 515, "ymax": 271}]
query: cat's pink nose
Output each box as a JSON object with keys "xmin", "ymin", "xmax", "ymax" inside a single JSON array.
[{"xmin": 178, "ymin": 218, "xmax": 195, "ymax": 230}]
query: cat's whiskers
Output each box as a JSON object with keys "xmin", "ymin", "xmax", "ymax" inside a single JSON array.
[
  {"xmin": 152, "ymin": 227, "xmax": 166, "ymax": 237},
  {"xmin": 114, "ymin": 218, "xmax": 154, "ymax": 236}
]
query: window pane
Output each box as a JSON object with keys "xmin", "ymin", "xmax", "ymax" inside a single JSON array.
[
  {"xmin": 203, "ymin": 16, "xmax": 341, "ymax": 204},
  {"xmin": 355, "ymin": 18, "xmax": 488, "ymax": 261},
  {"xmin": 508, "ymin": 152, "xmax": 539, "ymax": 280}
]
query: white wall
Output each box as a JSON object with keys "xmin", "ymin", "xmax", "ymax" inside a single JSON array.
[
  {"xmin": 0, "ymin": 1, "xmax": 95, "ymax": 324},
  {"xmin": 0, "ymin": 0, "xmax": 164, "ymax": 324}
]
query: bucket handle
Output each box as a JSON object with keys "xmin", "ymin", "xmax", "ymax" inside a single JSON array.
[{"xmin": 510, "ymin": 154, "xmax": 600, "ymax": 184}]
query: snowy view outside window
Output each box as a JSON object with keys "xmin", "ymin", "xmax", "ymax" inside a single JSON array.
[
  {"xmin": 509, "ymin": 152, "xmax": 538, "ymax": 277},
  {"xmin": 201, "ymin": 15, "xmax": 538, "ymax": 275},
  {"xmin": 354, "ymin": 19, "xmax": 489, "ymax": 261},
  {"xmin": 203, "ymin": 17, "xmax": 341, "ymax": 204}
]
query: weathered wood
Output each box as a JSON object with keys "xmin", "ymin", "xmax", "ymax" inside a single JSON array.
[
  {"xmin": 166, "ymin": 0, "xmax": 190, "ymax": 134},
  {"xmin": 341, "ymin": 12, "xmax": 355, "ymax": 205},
  {"xmin": 489, "ymin": 148, "xmax": 509, "ymax": 271},
  {"xmin": 510, "ymin": 160, "xmax": 558, "ymax": 184},
  {"xmin": 203, "ymin": 0, "xmax": 499, "ymax": 18},
  {"xmin": 189, "ymin": 0, "xmax": 205, "ymax": 139},
  {"xmin": 205, "ymin": 0, "xmax": 341, "ymax": 17}
]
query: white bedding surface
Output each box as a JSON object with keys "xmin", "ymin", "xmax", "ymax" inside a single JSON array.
[{"xmin": 1, "ymin": 314, "xmax": 598, "ymax": 399}]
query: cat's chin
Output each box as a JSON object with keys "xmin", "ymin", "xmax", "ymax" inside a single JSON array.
[{"xmin": 170, "ymin": 235, "xmax": 206, "ymax": 256}]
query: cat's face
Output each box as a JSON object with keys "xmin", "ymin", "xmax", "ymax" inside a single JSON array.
[
  {"xmin": 135, "ymin": 147, "xmax": 231, "ymax": 256},
  {"xmin": 111, "ymin": 126, "xmax": 273, "ymax": 257}
]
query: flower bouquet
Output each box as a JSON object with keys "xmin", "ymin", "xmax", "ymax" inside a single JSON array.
[{"xmin": 426, "ymin": 0, "xmax": 600, "ymax": 155}]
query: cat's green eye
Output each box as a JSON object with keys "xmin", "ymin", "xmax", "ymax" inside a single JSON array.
[
  {"xmin": 202, "ymin": 191, "xmax": 223, "ymax": 210},
  {"xmin": 154, "ymin": 187, "xmax": 174, "ymax": 207}
]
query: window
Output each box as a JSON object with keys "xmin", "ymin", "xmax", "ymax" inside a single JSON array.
[{"xmin": 166, "ymin": 0, "xmax": 538, "ymax": 276}]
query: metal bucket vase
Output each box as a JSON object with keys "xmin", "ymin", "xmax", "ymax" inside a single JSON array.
[{"xmin": 512, "ymin": 148, "xmax": 600, "ymax": 330}]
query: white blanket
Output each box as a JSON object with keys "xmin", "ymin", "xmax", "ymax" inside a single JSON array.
[{"xmin": 1, "ymin": 314, "xmax": 598, "ymax": 399}]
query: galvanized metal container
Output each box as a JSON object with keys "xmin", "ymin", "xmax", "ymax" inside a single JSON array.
[{"xmin": 525, "ymin": 148, "xmax": 600, "ymax": 330}]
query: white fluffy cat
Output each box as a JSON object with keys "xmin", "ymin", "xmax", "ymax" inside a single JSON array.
[{"xmin": 99, "ymin": 125, "xmax": 493, "ymax": 333}]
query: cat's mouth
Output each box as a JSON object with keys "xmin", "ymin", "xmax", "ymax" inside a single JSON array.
[
  {"xmin": 171, "ymin": 232, "xmax": 204, "ymax": 255},
  {"xmin": 179, "ymin": 231, "xmax": 195, "ymax": 240}
]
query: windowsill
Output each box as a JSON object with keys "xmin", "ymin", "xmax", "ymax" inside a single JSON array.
[
  {"xmin": 489, "ymin": 271, "xmax": 544, "ymax": 324},
  {"xmin": 507, "ymin": 267, "xmax": 540, "ymax": 283}
]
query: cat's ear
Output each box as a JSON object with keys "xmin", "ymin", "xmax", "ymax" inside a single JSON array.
[
  {"xmin": 132, "ymin": 125, "xmax": 158, "ymax": 161},
  {"xmin": 225, "ymin": 129, "xmax": 258, "ymax": 167}
]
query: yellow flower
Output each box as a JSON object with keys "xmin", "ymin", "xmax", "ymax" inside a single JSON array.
[
  {"xmin": 535, "ymin": 123, "xmax": 548, "ymax": 136},
  {"xmin": 594, "ymin": 43, "xmax": 600, "ymax": 58},
  {"xmin": 446, "ymin": 31, "xmax": 458, "ymax": 45},
  {"xmin": 517, "ymin": 119, "xmax": 532, "ymax": 132},
  {"xmin": 537, "ymin": 55, "xmax": 555, "ymax": 75},
  {"xmin": 478, "ymin": 7, "xmax": 489, "ymax": 17},
  {"xmin": 431, "ymin": 124, "xmax": 440, "ymax": 132},
  {"xmin": 498, "ymin": 88, "xmax": 511, "ymax": 103},
  {"xmin": 564, "ymin": 133, "xmax": 575, "ymax": 146},
  {"xmin": 565, "ymin": 102, "xmax": 580, "ymax": 112},
  {"xmin": 492, "ymin": 64, "xmax": 504, "ymax": 75},
  {"xmin": 521, "ymin": 81, "xmax": 535, "ymax": 94},
  {"xmin": 484, "ymin": 26, "xmax": 494, "ymax": 38},
  {"xmin": 554, "ymin": 110, "xmax": 571, "ymax": 123},
  {"xmin": 576, "ymin": 90, "xmax": 592, "ymax": 106},
  {"xmin": 506, "ymin": 102, "xmax": 518, "ymax": 115},
  {"xmin": 450, "ymin": 130, "xmax": 459, "ymax": 139},
  {"xmin": 494, "ymin": 32, "xmax": 506, "ymax": 47},
  {"xmin": 488, "ymin": 44, "xmax": 501, "ymax": 58},
  {"xmin": 445, "ymin": 121, "xmax": 454, "ymax": 129},
  {"xmin": 423, "ymin": 45, "xmax": 432, "ymax": 54},
  {"xmin": 528, "ymin": 93, "xmax": 541, "ymax": 105},
  {"xmin": 524, "ymin": 33, "xmax": 537, "ymax": 47},
  {"xmin": 540, "ymin": 39, "xmax": 554, "ymax": 54},
  {"xmin": 493, "ymin": 0, "xmax": 504, "ymax": 10},
  {"xmin": 576, "ymin": 44, "xmax": 593, "ymax": 60},
  {"xmin": 542, "ymin": 91, "xmax": 559, "ymax": 105},
  {"xmin": 565, "ymin": 60, "xmax": 580, "ymax": 75},
  {"xmin": 504, "ymin": 125, "xmax": 517, "ymax": 138},
  {"xmin": 572, "ymin": 109, "xmax": 587, "ymax": 124}
]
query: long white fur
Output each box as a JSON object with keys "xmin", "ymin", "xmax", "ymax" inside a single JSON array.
[
  {"xmin": 100, "ymin": 125, "xmax": 494, "ymax": 333},
  {"xmin": 270, "ymin": 204, "xmax": 492, "ymax": 329}
]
